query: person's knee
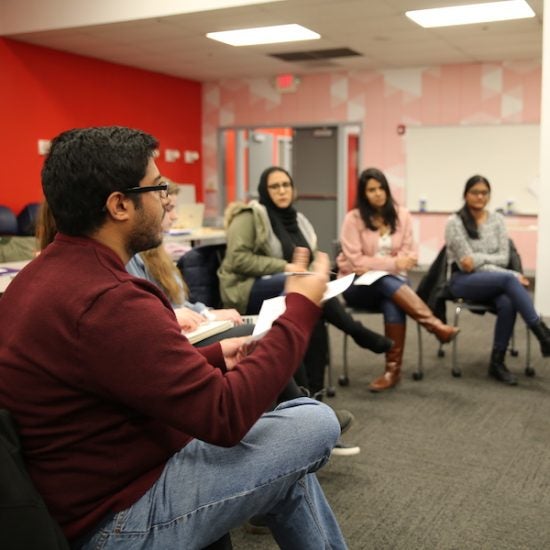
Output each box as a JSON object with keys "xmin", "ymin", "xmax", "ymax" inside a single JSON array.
[
  {"xmin": 274, "ymin": 398, "xmax": 340, "ymax": 449},
  {"xmin": 384, "ymin": 301, "xmax": 405, "ymax": 324}
]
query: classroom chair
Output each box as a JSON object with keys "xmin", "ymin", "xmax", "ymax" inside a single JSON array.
[
  {"xmin": 0, "ymin": 205, "xmax": 18, "ymax": 235},
  {"xmin": 17, "ymin": 202, "xmax": 41, "ymax": 236},
  {"xmin": 417, "ymin": 242, "xmax": 534, "ymax": 379},
  {"xmin": 336, "ymin": 304, "xmax": 424, "ymax": 387}
]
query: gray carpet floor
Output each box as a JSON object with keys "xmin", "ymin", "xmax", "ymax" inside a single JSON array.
[{"xmin": 231, "ymin": 298, "xmax": 550, "ymax": 549}]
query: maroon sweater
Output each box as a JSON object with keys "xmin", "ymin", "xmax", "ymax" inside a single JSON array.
[{"xmin": 0, "ymin": 234, "xmax": 320, "ymax": 541}]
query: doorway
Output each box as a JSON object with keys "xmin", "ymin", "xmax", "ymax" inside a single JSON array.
[{"xmin": 218, "ymin": 123, "xmax": 361, "ymax": 257}]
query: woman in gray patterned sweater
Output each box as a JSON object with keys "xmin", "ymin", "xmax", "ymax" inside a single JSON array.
[{"xmin": 445, "ymin": 175, "xmax": 550, "ymax": 385}]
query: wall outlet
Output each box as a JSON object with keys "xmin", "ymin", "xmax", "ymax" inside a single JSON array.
[{"xmin": 37, "ymin": 139, "xmax": 51, "ymax": 155}]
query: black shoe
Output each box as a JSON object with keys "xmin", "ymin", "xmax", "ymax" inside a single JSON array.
[
  {"xmin": 489, "ymin": 349, "xmax": 518, "ymax": 385},
  {"xmin": 333, "ymin": 409, "xmax": 355, "ymax": 435},
  {"xmin": 530, "ymin": 319, "xmax": 550, "ymax": 357}
]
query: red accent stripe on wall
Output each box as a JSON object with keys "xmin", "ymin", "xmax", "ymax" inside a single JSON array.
[{"xmin": 0, "ymin": 38, "xmax": 202, "ymax": 214}]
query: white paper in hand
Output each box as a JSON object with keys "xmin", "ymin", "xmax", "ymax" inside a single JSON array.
[
  {"xmin": 250, "ymin": 274, "xmax": 355, "ymax": 340},
  {"xmin": 251, "ymin": 296, "xmax": 286, "ymax": 339},
  {"xmin": 322, "ymin": 273, "xmax": 354, "ymax": 301}
]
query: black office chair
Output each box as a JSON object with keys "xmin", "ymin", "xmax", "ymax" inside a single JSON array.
[
  {"xmin": 17, "ymin": 202, "xmax": 41, "ymax": 236},
  {"xmin": 0, "ymin": 409, "xmax": 70, "ymax": 550},
  {"xmin": 444, "ymin": 299, "xmax": 533, "ymax": 378},
  {"xmin": 176, "ymin": 243, "xmax": 227, "ymax": 308},
  {"xmin": 0, "ymin": 205, "xmax": 18, "ymax": 235}
]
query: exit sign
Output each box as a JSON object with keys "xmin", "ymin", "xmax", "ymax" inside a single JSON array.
[{"xmin": 274, "ymin": 74, "xmax": 300, "ymax": 93}]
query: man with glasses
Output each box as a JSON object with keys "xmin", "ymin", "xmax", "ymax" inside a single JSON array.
[{"xmin": 0, "ymin": 126, "xmax": 347, "ymax": 549}]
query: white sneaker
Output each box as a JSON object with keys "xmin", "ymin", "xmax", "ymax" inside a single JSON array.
[{"xmin": 331, "ymin": 438, "xmax": 361, "ymax": 457}]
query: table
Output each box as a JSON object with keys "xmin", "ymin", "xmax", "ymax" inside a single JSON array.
[
  {"xmin": 0, "ymin": 260, "xmax": 29, "ymax": 294},
  {"xmin": 164, "ymin": 228, "xmax": 226, "ymax": 248}
]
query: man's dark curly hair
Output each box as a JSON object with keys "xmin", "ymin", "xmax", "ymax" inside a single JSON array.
[{"xmin": 42, "ymin": 126, "xmax": 158, "ymax": 236}]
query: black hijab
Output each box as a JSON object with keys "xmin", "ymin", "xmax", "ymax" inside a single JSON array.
[{"xmin": 257, "ymin": 166, "xmax": 311, "ymax": 262}]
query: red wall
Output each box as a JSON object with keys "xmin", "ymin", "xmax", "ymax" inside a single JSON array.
[{"xmin": 0, "ymin": 38, "xmax": 202, "ymax": 214}]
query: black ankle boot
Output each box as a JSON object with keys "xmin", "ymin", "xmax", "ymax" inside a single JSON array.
[
  {"xmin": 322, "ymin": 298, "xmax": 393, "ymax": 353},
  {"xmin": 530, "ymin": 319, "xmax": 550, "ymax": 357},
  {"xmin": 489, "ymin": 349, "xmax": 518, "ymax": 385}
]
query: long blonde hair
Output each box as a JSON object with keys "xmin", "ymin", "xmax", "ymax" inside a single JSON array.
[{"xmin": 140, "ymin": 182, "xmax": 187, "ymax": 305}]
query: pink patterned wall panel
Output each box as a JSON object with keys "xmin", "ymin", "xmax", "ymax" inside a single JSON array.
[{"xmin": 203, "ymin": 61, "xmax": 541, "ymax": 269}]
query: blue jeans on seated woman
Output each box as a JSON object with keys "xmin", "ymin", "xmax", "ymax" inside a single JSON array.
[
  {"xmin": 80, "ymin": 398, "xmax": 346, "ymax": 550},
  {"xmin": 449, "ymin": 270, "xmax": 538, "ymax": 352},
  {"xmin": 342, "ymin": 274, "xmax": 407, "ymax": 324}
]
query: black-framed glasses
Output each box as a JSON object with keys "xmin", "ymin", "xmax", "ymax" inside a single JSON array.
[{"xmin": 124, "ymin": 183, "xmax": 169, "ymax": 199}]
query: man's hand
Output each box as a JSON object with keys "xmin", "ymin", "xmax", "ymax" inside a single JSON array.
[
  {"xmin": 220, "ymin": 337, "xmax": 256, "ymax": 370},
  {"xmin": 175, "ymin": 307, "xmax": 205, "ymax": 332},
  {"xmin": 285, "ymin": 247, "xmax": 310, "ymax": 273},
  {"xmin": 518, "ymin": 274, "xmax": 530, "ymax": 287},
  {"xmin": 285, "ymin": 247, "xmax": 329, "ymax": 307}
]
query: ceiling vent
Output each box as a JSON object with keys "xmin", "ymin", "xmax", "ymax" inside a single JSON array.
[{"xmin": 269, "ymin": 47, "xmax": 361, "ymax": 62}]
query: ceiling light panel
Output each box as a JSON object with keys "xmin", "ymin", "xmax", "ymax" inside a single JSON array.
[
  {"xmin": 406, "ymin": 0, "xmax": 535, "ymax": 28},
  {"xmin": 206, "ymin": 24, "xmax": 320, "ymax": 46}
]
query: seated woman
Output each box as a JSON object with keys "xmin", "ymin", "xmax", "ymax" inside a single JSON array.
[
  {"xmin": 337, "ymin": 167, "xmax": 459, "ymax": 392},
  {"xmin": 126, "ymin": 181, "xmax": 250, "ymax": 344},
  {"xmin": 218, "ymin": 165, "xmax": 392, "ymax": 395},
  {"xmin": 445, "ymin": 174, "xmax": 550, "ymax": 385}
]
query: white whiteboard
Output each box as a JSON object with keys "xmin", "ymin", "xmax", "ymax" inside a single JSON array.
[{"xmin": 405, "ymin": 124, "xmax": 540, "ymax": 214}]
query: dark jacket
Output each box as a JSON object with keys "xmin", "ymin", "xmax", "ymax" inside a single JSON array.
[
  {"xmin": 177, "ymin": 243, "xmax": 227, "ymax": 308},
  {"xmin": 416, "ymin": 246, "xmax": 452, "ymax": 324}
]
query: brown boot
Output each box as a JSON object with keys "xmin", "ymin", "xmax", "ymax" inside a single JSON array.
[
  {"xmin": 392, "ymin": 285, "xmax": 459, "ymax": 344},
  {"xmin": 369, "ymin": 323, "xmax": 405, "ymax": 392}
]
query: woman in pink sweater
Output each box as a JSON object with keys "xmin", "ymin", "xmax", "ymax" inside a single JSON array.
[{"xmin": 337, "ymin": 167, "xmax": 458, "ymax": 392}]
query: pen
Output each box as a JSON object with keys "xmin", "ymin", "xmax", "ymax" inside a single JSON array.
[{"xmin": 262, "ymin": 271, "xmax": 338, "ymax": 279}]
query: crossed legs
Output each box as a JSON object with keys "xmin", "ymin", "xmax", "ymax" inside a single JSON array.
[{"xmin": 81, "ymin": 398, "xmax": 346, "ymax": 550}]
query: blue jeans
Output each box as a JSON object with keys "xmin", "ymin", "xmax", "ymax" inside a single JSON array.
[
  {"xmin": 449, "ymin": 271, "xmax": 538, "ymax": 352},
  {"xmin": 81, "ymin": 398, "xmax": 346, "ymax": 550},
  {"xmin": 343, "ymin": 274, "xmax": 407, "ymax": 324}
]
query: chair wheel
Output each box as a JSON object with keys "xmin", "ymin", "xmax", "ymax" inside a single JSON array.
[
  {"xmin": 525, "ymin": 366, "xmax": 536, "ymax": 377},
  {"xmin": 326, "ymin": 387, "xmax": 336, "ymax": 397},
  {"xmin": 338, "ymin": 375, "xmax": 349, "ymax": 386},
  {"xmin": 437, "ymin": 349, "xmax": 445, "ymax": 358},
  {"xmin": 510, "ymin": 349, "xmax": 519, "ymax": 357},
  {"xmin": 412, "ymin": 371, "xmax": 423, "ymax": 381},
  {"xmin": 452, "ymin": 369, "xmax": 462, "ymax": 378}
]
